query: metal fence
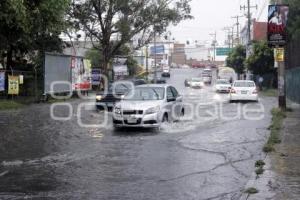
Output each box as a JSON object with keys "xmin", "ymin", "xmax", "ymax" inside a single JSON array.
[
  {"xmin": 286, "ymin": 67, "xmax": 300, "ymax": 104},
  {"xmin": 286, "ymin": 37, "xmax": 300, "ymax": 104}
]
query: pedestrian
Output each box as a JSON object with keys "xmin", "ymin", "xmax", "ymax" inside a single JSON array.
[
  {"xmin": 244, "ymin": 74, "xmax": 247, "ymax": 80},
  {"xmin": 258, "ymin": 76, "xmax": 264, "ymax": 91}
]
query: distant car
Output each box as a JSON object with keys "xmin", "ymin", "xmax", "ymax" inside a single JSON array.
[
  {"xmin": 151, "ymin": 78, "xmax": 166, "ymax": 84},
  {"xmin": 131, "ymin": 79, "xmax": 147, "ymax": 86},
  {"xmin": 229, "ymin": 80, "xmax": 258, "ymax": 102},
  {"xmin": 202, "ymin": 75, "xmax": 212, "ymax": 84},
  {"xmin": 202, "ymin": 69, "xmax": 212, "ymax": 84},
  {"xmin": 184, "ymin": 78, "xmax": 191, "ymax": 87},
  {"xmin": 189, "ymin": 77, "xmax": 205, "ymax": 89},
  {"xmin": 161, "ymin": 68, "xmax": 171, "ymax": 77},
  {"xmin": 215, "ymin": 79, "xmax": 231, "ymax": 93},
  {"xmin": 112, "ymin": 84, "xmax": 184, "ymax": 129}
]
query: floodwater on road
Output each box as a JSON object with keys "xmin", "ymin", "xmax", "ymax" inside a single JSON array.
[{"xmin": 0, "ymin": 68, "xmax": 277, "ymax": 200}]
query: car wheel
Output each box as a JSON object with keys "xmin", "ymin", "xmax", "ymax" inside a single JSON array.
[
  {"xmin": 162, "ymin": 113, "xmax": 169, "ymax": 123},
  {"xmin": 180, "ymin": 108, "xmax": 185, "ymax": 117}
]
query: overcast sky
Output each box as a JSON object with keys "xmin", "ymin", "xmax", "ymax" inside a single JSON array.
[{"xmin": 168, "ymin": 0, "xmax": 269, "ymax": 45}]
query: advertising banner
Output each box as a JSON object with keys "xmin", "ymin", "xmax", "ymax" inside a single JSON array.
[
  {"xmin": 150, "ymin": 45, "xmax": 165, "ymax": 55},
  {"xmin": 72, "ymin": 58, "xmax": 92, "ymax": 91},
  {"xmin": 268, "ymin": 5, "xmax": 289, "ymax": 46},
  {"xmin": 8, "ymin": 75, "xmax": 19, "ymax": 95},
  {"xmin": 113, "ymin": 58, "xmax": 128, "ymax": 79},
  {"xmin": 19, "ymin": 75, "xmax": 24, "ymax": 84},
  {"xmin": 0, "ymin": 72, "xmax": 5, "ymax": 91},
  {"xmin": 92, "ymin": 69, "xmax": 101, "ymax": 86},
  {"xmin": 274, "ymin": 48, "xmax": 285, "ymax": 62}
]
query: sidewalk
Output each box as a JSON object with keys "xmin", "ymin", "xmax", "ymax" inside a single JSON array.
[{"xmin": 241, "ymin": 102, "xmax": 300, "ymax": 200}]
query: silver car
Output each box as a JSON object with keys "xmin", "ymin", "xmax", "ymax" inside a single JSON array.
[{"xmin": 112, "ymin": 84, "xmax": 184, "ymax": 128}]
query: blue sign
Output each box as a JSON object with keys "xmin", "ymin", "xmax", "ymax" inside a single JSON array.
[
  {"xmin": 216, "ymin": 48, "xmax": 232, "ymax": 56},
  {"xmin": 0, "ymin": 72, "xmax": 5, "ymax": 91},
  {"xmin": 91, "ymin": 69, "xmax": 101, "ymax": 85},
  {"xmin": 150, "ymin": 45, "xmax": 165, "ymax": 54}
]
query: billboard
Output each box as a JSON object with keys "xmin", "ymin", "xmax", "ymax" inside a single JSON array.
[
  {"xmin": 216, "ymin": 48, "xmax": 231, "ymax": 56},
  {"xmin": 150, "ymin": 45, "xmax": 165, "ymax": 55},
  {"xmin": 0, "ymin": 72, "xmax": 5, "ymax": 91},
  {"xmin": 113, "ymin": 58, "xmax": 128, "ymax": 78},
  {"xmin": 268, "ymin": 5, "xmax": 289, "ymax": 46},
  {"xmin": 8, "ymin": 76, "xmax": 19, "ymax": 95},
  {"xmin": 91, "ymin": 69, "xmax": 101, "ymax": 86}
]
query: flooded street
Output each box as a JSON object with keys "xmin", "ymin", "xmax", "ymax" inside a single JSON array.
[{"xmin": 0, "ymin": 69, "xmax": 277, "ymax": 200}]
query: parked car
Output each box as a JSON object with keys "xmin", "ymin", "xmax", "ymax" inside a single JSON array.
[
  {"xmin": 96, "ymin": 79, "xmax": 146, "ymax": 110},
  {"xmin": 112, "ymin": 84, "xmax": 184, "ymax": 129},
  {"xmin": 189, "ymin": 77, "xmax": 205, "ymax": 88},
  {"xmin": 215, "ymin": 79, "xmax": 231, "ymax": 93},
  {"xmin": 229, "ymin": 80, "xmax": 258, "ymax": 102}
]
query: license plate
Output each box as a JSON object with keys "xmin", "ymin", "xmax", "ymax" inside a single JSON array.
[
  {"xmin": 127, "ymin": 117, "xmax": 137, "ymax": 123},
  {"xmin": 241, "ymin": 91, "xmax": 248, "ymax": 94}
]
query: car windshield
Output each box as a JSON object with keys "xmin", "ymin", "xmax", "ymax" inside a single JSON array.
[
  {"xmin": 217, "ymin": 80, "xmax": 230, "ymax": 84},
  {"xmin": 109, "ymin": 82, "xmax": 132, "ymax": 93},
  {"xmin": 191, "ymin": 78, "xmax": 202, "ymax": 82},
  {"xmin": 234, "ymin": 82, "xmax": 255, "ymax": 87},
  {"xmin": 124, "ymin": 87, "xmax": 165, "ymax": 101}
]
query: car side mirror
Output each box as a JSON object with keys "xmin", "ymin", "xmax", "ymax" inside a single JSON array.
[{"xmin": 167, "ymin": 97, "xmax": 176, "ymax": 102}]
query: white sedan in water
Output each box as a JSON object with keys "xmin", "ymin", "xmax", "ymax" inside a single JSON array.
[
  {"xmin": 229, "ymin": 80, "xmax": 258, "ymax": 102},
  {"xmin": 215, "ymin": 79, "xmax": 232, "ymax": 93},
  {"xmin": 189, "ymin": 78, "xmax": 205, "ymax": 88},
  {"xmin": 112, "ymin": 84, "xmax": 184, "ymax": 129}
]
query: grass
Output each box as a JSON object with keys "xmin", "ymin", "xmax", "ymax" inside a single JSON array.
[
  {"xmin": 244, "ymin": 187, "xmax": 259, "ymax": 194},
  {"xmin": 0, "ymin": 100, "xmax": 25, "ymax": 110},
  {"xmin": 260, "ymin": 88, "xmax": 277, "ymax": 97},
  {"xmin": 263, "ymin": 108, "xmax": 286, "ymax": 153},
  {"xmin": 255, "ymin": 167, "xmax": 265, "ymax": 176},
  {"xmin": 255, "ymin": 160, "xmax": 265, "ymax": 168}
]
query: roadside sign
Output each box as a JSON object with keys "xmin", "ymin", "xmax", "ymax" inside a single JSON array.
[
  {"xmin": 274, "ymin": 48, "xmax": 285, "ymax": 62},
  {"xmin": 0, "ymin": 72, "xmax": 5, "ymax": 91},
  {"xmin": 216, "ymin": 48, "xmax": 231, "ymax": 56},
  {"xmin": 268, "ymin": 5, "xmax": 289, "ymax": 46},
  {"xmin": 19, "ymin": 75, "xmax": 24, "ymax": 84},
  {"xmin": 8, "ymin": 75, "xmax": 19, "ymax": 95},
  {"xmin": 150, "ymin": 45, "xmax": 165, "ymax": 55}
]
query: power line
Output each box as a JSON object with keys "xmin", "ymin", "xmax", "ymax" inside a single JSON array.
[{"xmin": 240, "ymin": 0, "xmax": 258, "ymax": 45}]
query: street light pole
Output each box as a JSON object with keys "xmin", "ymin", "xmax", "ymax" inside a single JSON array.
[
  {"xmin": 146, "ymin": 45, "xmax": 149, "ymax": 82},
  {"xmin": 154, "ymin": 27, "xmax": 157, "ymax": 83}
]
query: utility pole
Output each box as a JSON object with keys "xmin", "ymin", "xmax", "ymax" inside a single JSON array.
[
  {"xmin": 223, "ymin": 27, "xmax": 233, "ymax": 48},
  {"xmin": 232, "ymin": 15, "xmax": 244, "ymax": 45},
  {"xmin": 145, "ymin": 45, "xmax": 149, "ymax": 82},
  {"xmin": 240, "ymin": 0, "xmax": 258, "ymax": 46},
  {"xmin": 154, "ymin": 27, "xmax": 157, "ymax": 83},
  {"xmin": 276, "ymin": 0, "xmax": 286, "ymax": 109},
  {"xmin": 210, "ymin": 31, "xmax": 217, "ymax": 61}
]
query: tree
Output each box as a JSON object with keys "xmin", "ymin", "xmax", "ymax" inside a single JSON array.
[
  {"xmin": 70, "ymin": 0, "xmax": 192, "ymax": 75},
  {"xmin": 226, "ymin": 45, "xmax": 246, "ymax": 77},
  {"xmin": 0, "ymin": 0, "xmax": 70, "ymax": 69},
  {"xmin": 245, "ymin": 41, "xmax": 274, "ymax": 75}
]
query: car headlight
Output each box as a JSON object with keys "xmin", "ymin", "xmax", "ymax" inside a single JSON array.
[
  {"xmin": 145, "ymin": 106, "xmax": 160, "ymax": 115},
  {"xmin": 114, "ymin": 106, "xmax": 121, "ymax": 114},
  {"xmin": 96, "ymin": 95, "xmax": 102, "ymax": 101}
]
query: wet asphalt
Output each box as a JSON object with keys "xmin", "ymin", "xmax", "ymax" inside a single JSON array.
[{"xmin": 0, "ymin": 68, "xmax": 277, "ymax": 200}]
